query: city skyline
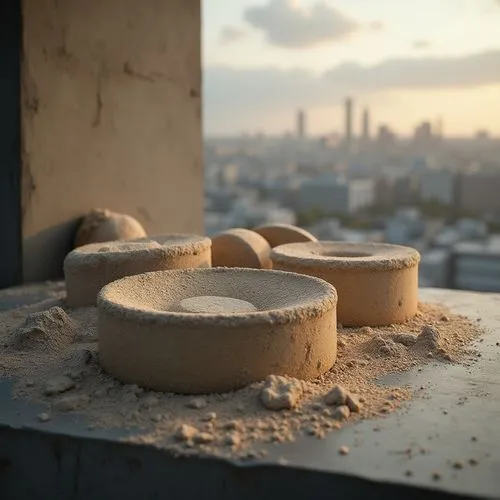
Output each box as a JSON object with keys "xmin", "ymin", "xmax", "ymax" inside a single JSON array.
[{"xmin": 203, "ymin": 0, "xmax": 500, "ymax": 137}]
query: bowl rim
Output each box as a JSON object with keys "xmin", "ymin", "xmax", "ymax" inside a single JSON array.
[
  {"xmin": 97, "ymin": 267, "xmax": 337, "ymax": 327},
  {"xmin": 271, "ymin": 241, "xmax": 420, "ymax": 271}
]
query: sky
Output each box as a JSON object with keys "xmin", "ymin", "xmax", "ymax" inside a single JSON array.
[{"xmin": 202, "ymin": 0, "xmax": 500, "ymax": 137}]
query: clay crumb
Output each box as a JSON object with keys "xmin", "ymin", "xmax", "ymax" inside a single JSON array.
[
  {"xmin": 324, "ymin": 384, "xmax": 348, "ymax": 406},
  {"xmin": 194, "ymin": 432, "xmax": 214, "ymax": 444},
  {"xmin": 260, "ymin": 375, "xmax": 303, "ymax": 411},
  {"xmin": 225, "ymin": 432, "xmax": 241, "ymax": 447},
  {"xmin": 53, "ymin": 395, "xmax": 88, "ymax": 412},
  {"xmin": 187, "ymin": 397, "xmax": 208, "ymax": 410},
  {"xmin": 331, "ymin": 405, "xmax": 350, "ymax": 421},
  {"xmin": 37, "ymin": 412, "xmax": 51, "ymax": 422},
  {"xmin": 390, "ymin": 333, "xmax": 417, "ymax": 346},
  {"xmin": 339, "ymin": 445, "xmax": 350, "ymax": 455},
  {"xmin": 44, "ymin": 376, "xmax": 75, "ymax": 395},
  {"xmin": 202, "ymin": 412, "xmax": 217, "ymax": 422},
  {"xmin": 417, "ymin": 325, "xmax": 441, "ymax": 350},
  {"xmin": 346, "ymin": 394, "xmax": 362, "ymax": 413},
  {"xmin": 372, "ymin": 336, "xmax": 405, "ymax": 357},
  {"xmin": 175, "ymin": 424, "xmax": 198, "ymax": 441}
]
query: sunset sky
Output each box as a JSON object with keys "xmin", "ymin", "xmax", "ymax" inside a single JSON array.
[{"xmin": 203, "ymin": 0, "xmax": 500, "ymax": 137}]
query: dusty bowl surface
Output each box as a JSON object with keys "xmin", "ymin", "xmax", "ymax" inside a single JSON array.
[
  {"xmin": 271, "ymin": 241, "xmax": 420, "ymax": 327},
  {"xmin": 97, "ymin": 267, "xmax": 337, "ymax": 393}
]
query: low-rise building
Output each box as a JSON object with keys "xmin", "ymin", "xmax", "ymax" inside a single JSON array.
[
  {"xmin": 297, "ymin": 174, "xmax": 374, "ymax": 215},
  {"xmin": 450, "ymin": 236, "xmax": 500, "ymax": 292},
  {"xmin": 419, "ymin": 168, "xmax": 456, "ymax": 205}
]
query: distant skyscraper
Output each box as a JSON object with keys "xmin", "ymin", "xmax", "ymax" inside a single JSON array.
[
  {"xmin": 361, "ymin": 108, "xmax": 370, "ymax": 141},
  {"xmin": 344, "ymin": 98, "xmax": 353, "ymax": 153},
  {"xmin": 296, "ymin": 109, "xmax": 306, "ymax": 138}
]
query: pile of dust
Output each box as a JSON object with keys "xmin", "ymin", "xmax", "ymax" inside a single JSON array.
[
  {"xmin": 8, "ymin": 306, "xmax": 76, "ymax": 351},
  {"xmin": 0, "ymin": 298, "xmax": 484, "ymax": 460}
]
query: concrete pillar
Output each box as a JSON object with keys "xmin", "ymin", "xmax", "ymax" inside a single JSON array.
[{"xmin": 0, "ymin": 0, "xmax": 203, "ymax": 287}]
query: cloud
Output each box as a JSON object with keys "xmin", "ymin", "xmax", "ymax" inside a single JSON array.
[
  {"xmin": 219, "ymin": 26, "xmax": 246, "ymax": 45},
  {"xmin": 322, "ymin": 51, "xmax": 500, "ymax": 91},
  {"xmin": 413, "ymin": 39, "xmax": 431, "ymax": 50},
  {"xmin": 204, "ymin": 51, "xmax": 500, "ymax": 129},
  {"xmin": 243, "ymin": 0, "xmax": 360, "ymax": 48},
  {"xmin": 369, "ymin": 21, "xmax": 384, "ymax": 32}
]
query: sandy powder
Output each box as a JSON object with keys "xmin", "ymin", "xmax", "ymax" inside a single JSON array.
[{"xmin": 0, "ymin": 290, "xmax": 484, "ymax": 460}]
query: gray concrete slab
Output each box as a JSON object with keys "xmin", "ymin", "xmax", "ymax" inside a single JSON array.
[{"xmin": 1, "ymin": 287, "xmax": 499, "ymax": 500}]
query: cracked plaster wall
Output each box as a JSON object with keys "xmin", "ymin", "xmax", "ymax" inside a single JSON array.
[{"xmin": 21, "ymin": 0, "xmax": 203, "ymax": 282}]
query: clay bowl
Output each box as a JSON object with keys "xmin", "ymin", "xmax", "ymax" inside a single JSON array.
[
  {"xmin": 271, "ymin": 241, "xmax": 420, "ymax": 327},
  {"xmin": 253, "ymin": 223, "xmax": 317, "ymax": 248},
  {"xmin": 97, "ymin": 267, "xmax": 338, "ymax": 394},
  {"xmin": 64, "ymin": 234, "xmax": 211, "ymax": 307}
]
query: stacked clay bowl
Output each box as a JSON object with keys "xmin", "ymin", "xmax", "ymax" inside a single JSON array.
[
  {"xmin": 97, "ymin": 267, "xmax": 338, "ymax": 393},
  {"xmin": 64, "ymin": 234, "xmax": 211, "ymax": 307},
  {"xmin": 271, "ymin": 241, "xmax": 420, "ymax": 327}
]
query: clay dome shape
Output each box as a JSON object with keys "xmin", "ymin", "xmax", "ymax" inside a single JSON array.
[
  {"xmin": 211, "ymin": 228, "xmax": 271, "ymax": 269},
  {"xmin": 97, "ymin": 267, "xmax": 338, "ymax": 393},
  {"xmin": 253, "ymin": 223, "xmax": 317, "ymax": 248},
  {"xmin": 64, "ymin": 234, "xmax": 211, "ymax": 307},
  {"xmin": 73, "ymin": 208, "xmax": 147, "ymax": 248},
  {"xmin": 271, "ymin": 241, "xmax": 420, "ymax": 327}
]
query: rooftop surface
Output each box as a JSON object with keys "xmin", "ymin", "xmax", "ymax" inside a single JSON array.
[{"xmin": 1, "ymin": 285, "xmax": 499, "ymax": 499}]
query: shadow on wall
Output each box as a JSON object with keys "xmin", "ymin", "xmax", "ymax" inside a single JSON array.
[{"xmin": 23, "ymin": 218, "xmax": 81, "ymax": 283}]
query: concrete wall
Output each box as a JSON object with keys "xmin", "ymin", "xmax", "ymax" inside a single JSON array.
[{"xmin": 21, "ymin": 0, "xmax": 203, "ymax": 282}]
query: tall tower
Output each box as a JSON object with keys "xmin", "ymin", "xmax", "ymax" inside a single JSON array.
[
  {"xmin": 296, "ymin": 109, "xmax": 306, "ymax": 139},
  {"xmin": 344, "ymin": 97, "xmax": 353, "ymax": 153},
  {"xmin": 362, "ymin": 107, "xmax": 370, "ymax": 141}
]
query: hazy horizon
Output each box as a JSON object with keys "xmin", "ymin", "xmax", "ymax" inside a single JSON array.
[{"xmin": 203, "ymin": 0, "xmax": 500, "ymax": 137}]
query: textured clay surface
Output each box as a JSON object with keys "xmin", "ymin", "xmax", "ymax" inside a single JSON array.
[
  {"xmin": 271, "ymin": 241, "xmax": 420, "ymax": 327},
  {"xmin": 211, "ymin": 229, "xmax": 272, "ymax": 269},
  {"xmin": 179, "ymin": 296, "xmax": 257, "ymax": 314},
  {"xmin": 64, "ymin": 234, "xmax": 211, "ymax": 307},
  {"xmin": 73, "ymin": 208, "xmax": 147, "ymax": 248},
  {"xmin": 253, "ymin": 223, "xmax": 317, "ymax": 248},
  {"xmin": 97, "ymin": 267, "xmax": 338, "ymax": 393}
]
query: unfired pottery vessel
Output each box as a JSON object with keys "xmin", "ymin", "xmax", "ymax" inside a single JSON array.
[
  {"xmin": 64, "ymin": 234, "xmax": 211, "ymax": 307},
  {"xmin": 97, "ymin": 267, "xmax": 338, "ymax": 393},
  {"xmin": 271, "ymin": 241, "xmax": 420, "ymax": 327},
  {"xmin": 211, "ymin": 228, "xmax": 271, "ymax": 269},
  {"xmin": 253, "ymin": 223, "xmax": 317, "ymax": 248}
]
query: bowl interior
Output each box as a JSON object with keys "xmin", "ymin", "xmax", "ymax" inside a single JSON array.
[{"xmin": 102, "ymin": 268, "xmax": 333, "ymax": 315}]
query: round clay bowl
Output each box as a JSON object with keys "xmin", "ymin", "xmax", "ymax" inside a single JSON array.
[
  {"xmin": 64, "ymin": 234, "xmax": 211, "ymax": 307},
  {"xmin": 211, "ymin": 228, "xmax": 271, "ymax": 269},
  {"xmin": 97, "ymin": 267, "xmax": 338, "ymax": 393},
  {"xmin": 271, "ymin": 241, "xmax": 420, "ymax": 327},
  {"xmin": 253, "ymin": 223, "xmax": 317, "ymax": 248}
]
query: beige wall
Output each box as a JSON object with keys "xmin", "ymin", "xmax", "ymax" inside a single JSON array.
[{"xmin": 21, "ymin": 0, "xmax": 203, "ymax": 282}]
